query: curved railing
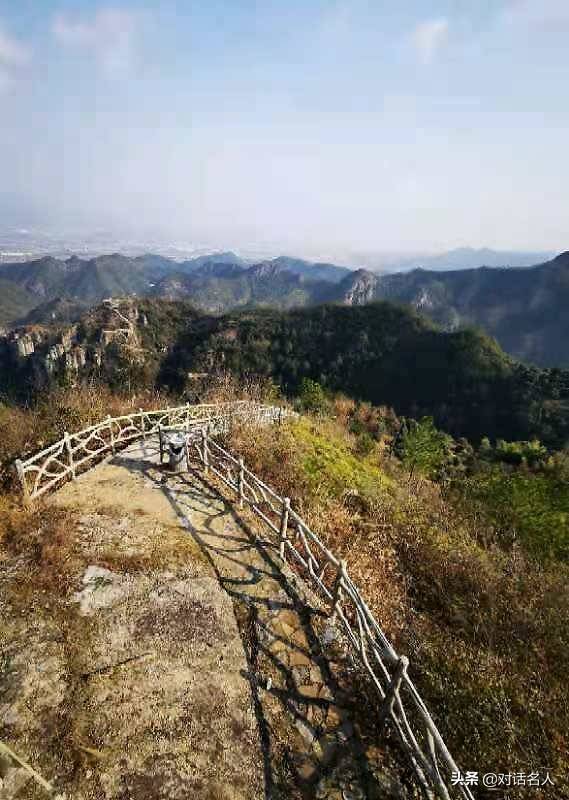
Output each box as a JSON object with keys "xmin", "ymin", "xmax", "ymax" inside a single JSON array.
[
  {"xmin": 14, "ymin": 402, "xmax": 474, "ymax": 800},
  {"xmin": 14, "ymin": 401, "xmax": 285, "ymax": 501}
]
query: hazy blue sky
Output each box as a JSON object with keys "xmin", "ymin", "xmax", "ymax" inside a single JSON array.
[{"xmin": 1, "ymin": 1, "xmax": 568, "ymax": 253}]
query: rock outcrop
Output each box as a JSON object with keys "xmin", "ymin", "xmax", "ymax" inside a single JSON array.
[
  {"xmin": 336, "ymin": 269, "xmax": 379, "ymax": 305},
  {"xmin": 0, "ymin": 299, "xmax": 146, "ymax": 390}
]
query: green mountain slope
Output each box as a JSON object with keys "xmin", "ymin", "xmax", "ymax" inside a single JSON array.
[
  {"xmin": 333, "ymin": 251, "xmax": 569, "ymax": 367},
  {"xmin": 15, "ymin": 296, "xmax": 91, "ymax": 326},
  {"xmin": 0, "ymin": 254, "xmax": 155, "ymax": 303},
  {"xmin": 265, "ymin": 256, "xmax": 351, "ymax": 283},
  {"xmin": 158, "ymin": 302, "xmax": 569, "ymax": 447},
  {"xmin": 0, "ymin": 279, "xmax": 37, "ymax": 326},
  {"xmin": 3, "ymin": 297, "xmax": 569, "ymax": 446},
  {"xmin": 152, "ymin": 262, "xmax": 331, "ymax": 312}
]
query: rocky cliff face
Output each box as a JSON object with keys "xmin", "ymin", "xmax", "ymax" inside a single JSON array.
[
  {"xmin": 0, "ymin": 299, "xmax": 148, "ymax": 392},
  {"xmin": 1, "ymin": 296, "xmax": 195, "ymax": 399},
  {"xmin": 1, "ymin": 329, "xmax": 48, "ymax": 364},
  {"xmin": 336, "ymin": 269, "xmax": 379, "ymax": 305},
  {"xmin": 0, "ymin": 325, "xmax": 94, "ymax": 385}
]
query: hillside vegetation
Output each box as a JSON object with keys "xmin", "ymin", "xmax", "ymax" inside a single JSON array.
[
  {"xmin": 0, "ymin": 370, "xmax": 568, "ymax": 795},
  {"xmin": 158, "ymin": 302, "xmax": 569, "ymax": 447},
  {"xmin": 3, "ymin": 298, "xmax": 569, "ymax": 449},
  {"xmin": 2, "ymin": 250, "xmax": 569, "ymax": 368},
  {"xmin": 373, "ymin": 251, "xmax": 569, "ymax": 367},
  {"xmin": 223, "ymin": 397, "xmax": 569, "ymax": 796},
  {"xmin": 0, "ymin": 279, "xmax": 37, "ymax": 325}
]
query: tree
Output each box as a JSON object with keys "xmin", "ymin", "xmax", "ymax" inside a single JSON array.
[
  {"xmin": 298, "ymin": 378, "xmax": 328, "ymax": 413},
  {"xmin": 399, "ymin": 417, "xmax": 451, "ymax": 480}
]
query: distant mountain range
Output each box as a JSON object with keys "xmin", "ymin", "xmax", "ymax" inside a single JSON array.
[
  {"xmin": 333, "ymin": 252, "xmax": 569, "ymax": 367},
  {"xmin": 0, "ymin": 252, "xmax": 351, "ymax": 325},
  {"xmin": 0, "ymin": 248, "xmax": 568, "ymax": 368},
  {"xmin": 379, "ymin": 247, "xmax": 555, "ymax": 273}
]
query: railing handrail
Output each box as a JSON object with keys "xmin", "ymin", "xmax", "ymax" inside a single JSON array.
[
  {"xmin": 14, "ymin": 401, "xmax": 473, "ymax": 800},
  {"xmin": 195, "ymin": 425, "xmax": 474, "ymax": 800},
  {"xmin": 15, "ymin": 400, "xmax": 286, "ymax": 501}
]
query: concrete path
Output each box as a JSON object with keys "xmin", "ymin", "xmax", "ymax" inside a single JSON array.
[
  {"xmin": 115, "ymin": 437, "xmax": 397, "ymax": 800},
  {"xmin": 2, "ymin": 436, "xmax": 407, "ymax": 800},
  {"xmin": 2, "ymin": 440, "xmax": 264, "ymax": 800}
]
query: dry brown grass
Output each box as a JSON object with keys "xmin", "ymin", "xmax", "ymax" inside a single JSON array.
[
  {"xmin": 0, "ymin": 384, "xmax": 173, "ymax": 479},
  {"xmin": 225, "ymin": 417, "xmax": 411, "ymax": 646},
  {"xmin": 199, "ymin": 371, "xmax": 280, "ymax": 405},
  {"xmin": 0, "ymin": 496, "xmax": 83, "ymax": 602},
  {"xmin": 225, "ymin": 414, "xmax": 569, "ymax": 796},
  {"xmin": 0, "ymin": 379, "xmax": 279, "ymax": 491}
]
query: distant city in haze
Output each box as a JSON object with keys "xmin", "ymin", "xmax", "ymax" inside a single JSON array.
[{"xmin": 0, "ymin": 224, "xmax": 557, "ymax": 274}]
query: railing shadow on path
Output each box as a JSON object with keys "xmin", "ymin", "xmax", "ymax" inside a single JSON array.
[
  {"xmin": 113, "ymin": 439, "xmax": 395, "ymax": 800},
  {"xmin": 20, "ymin": 404, "xmax": 474, "ymax": 800}
]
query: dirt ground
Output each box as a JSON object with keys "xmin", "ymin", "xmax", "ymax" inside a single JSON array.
[
  {"xmin": 1, "ymin": 443, "xmax": 264, "ymax": 800},
  {"xmin": 0, "ymin": 437, "xmax": 413, "ymax": 800}
]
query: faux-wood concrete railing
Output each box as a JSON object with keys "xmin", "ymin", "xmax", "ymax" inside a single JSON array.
[
  {"xmin": 14, "ymin": 401, "xmax": 285, "ymax": 501},
  {"xmin": 195, "ymin": 425, "xmax": 475, "ymax": 800},
  {"xmin": 14, "ymin": 402, "xmax": 474, "ymax": 800}
]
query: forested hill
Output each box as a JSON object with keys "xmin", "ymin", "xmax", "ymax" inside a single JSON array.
[
  {"xmin": 3, "ymin": 298, "xmax": 569, "ymax": 447},
  {"xmin": 158, "ymin": 302, "xmax": 569, "ymax": 446},
  {"xmin": 369, "ymin": 251, "xmax": 569, "ymax": 367},
  {"xmin": 1, "ymin": 250, "xmax": 569, "ymax": 369}
]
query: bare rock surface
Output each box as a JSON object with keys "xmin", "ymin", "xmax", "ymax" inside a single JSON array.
[
  {"xmin": 0, "ymin": 440, "xmax": 264, "ymax": 799},
  {"xmin": 1, "ymin": 436, "xmax": 412, "ymax": 800}
]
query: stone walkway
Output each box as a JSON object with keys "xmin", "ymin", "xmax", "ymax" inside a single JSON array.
[
  {"xmin": 2, "ymin": 436, "xmax": 409, "ymax": 800},
  {"xmin": 117, "ymin": 437, "xmax": 404, "ymax": 800},
  {"xmin": 2, "ymin": 442, "xmax": 265, "ymax": 800}
]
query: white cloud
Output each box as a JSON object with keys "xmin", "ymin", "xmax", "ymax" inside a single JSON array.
[
  {"xmin": 0, "ymin": 24, "xmax": 31, "ymax": 93},
  {"xmin": 411, "ymin": 18, "xmax": 449, "ymax": 64},
  {"xmin": 52, "ymin": 8, "xmax": 138, "ymax": 77}
]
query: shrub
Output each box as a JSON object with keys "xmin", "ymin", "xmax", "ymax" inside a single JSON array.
[
  {"xmin": 396, "ymin": 416, "xmax": 452, "ymax": 480},
  {"xmin": 354, "ymin": 431, "xmax": 375, "ymax": 457},
  {"xmin": 494, "ymin": 438, "xmax": 548, "ymax": 467},
  {"xmin": 460, "ymin": 466, "xmax": 569, "ymax": 561},
  {"xmin": 298, "ymin": 378, "xmax": 328, "ymax": 413}
]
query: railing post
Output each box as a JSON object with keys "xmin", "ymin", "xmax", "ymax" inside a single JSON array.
[
  {"xmin": 15, "ymin": 459, "xmax": 30, "ymax": 505},
  {"xmin": 279, "ymin": 497, "xmax": 290, "ymax": 559},
  {"xmin": 202, "ymin": 425, "xmax": 209, "ymax": 474},
  {"xmin": 238, "ymin": 458, "xmax": 245, "ymax": 507},
  {"xmin": 139, "ymin": 408, "xmax": 146, "ymax": 441},
  {"xmin": 107, "ymin": 415, "xmax": 115, "ymax": 454},
  {"xmin": 330, "ymin": 559, "xmax": 348, "ymax": 620},
  {"xmin": 64, "ymin": 431, "xmax": 76, "ymax": 480},
  {"xmin": 158, "ymin": 424, "xmax": 164, "ymax": 464},
  {"xmin": 378, "ymin": 656, "xmax": 409, "ymax": 727}
]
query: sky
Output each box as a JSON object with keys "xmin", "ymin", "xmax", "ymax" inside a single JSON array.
[{"xmin": 0, "ymin": 0, "xmax": 568, "ymax": 255}]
